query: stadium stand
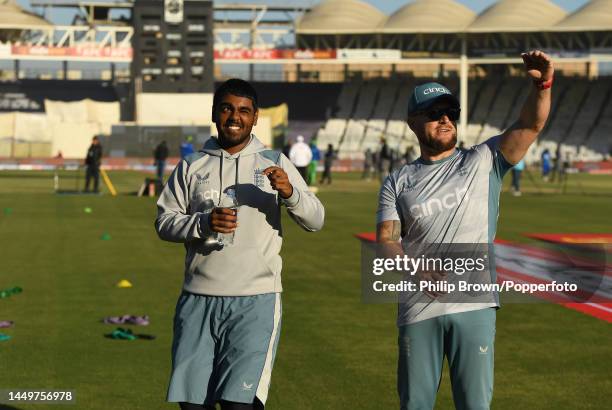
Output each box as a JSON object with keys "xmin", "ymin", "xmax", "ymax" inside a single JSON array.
[
  {"xmin": 0, "ymin": 80, "xmax": 124, "ymax": 158},
  {"xmin": 550, "ymin": 80, "xmax": 590, "ymax": 142},
  {"xmin": 316, "ymin": 119, "xmax": 348, "ymax": 150},
  {"xmin": 2, "ymin": 0, "xmax": 612, "ymax": 165},
  {"xmin": 361, "ymin": 81, "xmax": 400, "ymax": 149},
  {"xmin": 362, "ymin": 120, "xmax": 386, "ymax": 151},
  {"xmin": 470, "ymin": 80, "xmax": 500, "ymax": 143},
  {"xmin": 372, "ymin": 81, "xmax": 399, "ymax": 120},
  {"xmin": 475, "ymin": 78, "xmax": 522, "ymax": 143},
  {"xmin": 0, "ymin": 80, "xmax": 120, "ymax": 112},
  {"xmin": 285, "ymin": 120, "xmax": 326, "ymax": 143},
  {"xmin": 383, "ymin": 79, "xmax": 416, "ymax": 152},
  {"xmin": 307, "ymin": 74, "xmax": 612, "ymax": 162},
  {"xmin": 336, "ymin": 81, "xmax": 362, "ymax": 119},
  {"xmin": 584, "ymin": 79, "xmax": 612, "ymax": 157},
  {"xmin": 566, "ymin": 80, "xmax": 610, "ymax": 148},
  {"xmin": 339, "ymin": 80, "xmax": 381, "ymax": 153},
  {"xmin": 2, "ymin": 76, "xmax": 610, "ymax": 162},
  {"xmin": 248, "ymin": 82, "xmax": 342, "ymax": 121},
  {"xmin": 243, "ymin": 82, "xmax": 342, "ymax": 143}
]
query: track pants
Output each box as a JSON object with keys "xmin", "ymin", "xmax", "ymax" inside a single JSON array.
[{"xmin": 398, "ymin": 308, "xmax": 496, "ymax": 410}]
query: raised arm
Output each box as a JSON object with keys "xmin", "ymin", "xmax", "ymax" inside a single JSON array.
[{"xmin": 500, "ymin": 50, "xmax": 554, "ymax": 165}]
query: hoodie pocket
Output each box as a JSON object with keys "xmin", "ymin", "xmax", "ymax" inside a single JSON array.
[
  {"xmin": 253, "ymin": 247, "xmax": 278, "ymax": 277},
  {"xmin": 243, "ymin": 246, "xmax": 278, "ymax": 278},
  {"xmin": 189, "ymin": 244, "xmax": 277, "ymax": 281}
]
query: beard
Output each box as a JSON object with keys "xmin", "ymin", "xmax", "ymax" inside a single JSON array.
[
  {"xmin": 418, "ymin": 123, "xmax": 458, "ymax": 155},
  {"xmin": 218, "ymin": 130, "xmax": 251, "ymax": 147},
  {"xmin": 216, "ymin": 123, "xmax": 252, "ymax": 148}
]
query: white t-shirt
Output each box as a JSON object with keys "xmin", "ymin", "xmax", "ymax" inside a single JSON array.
[
  {"xmin": 289, "ymin": 142, "xmax": 313, "ymax": 167},
  {"xmin": 377, "ymin": 136, "xmax": 513, "ymax": 325}
]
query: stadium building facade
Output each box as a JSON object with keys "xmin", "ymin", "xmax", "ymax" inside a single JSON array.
[{"xmin": 0, "ymin": 0, "xmax": 611, "ymax": 164}]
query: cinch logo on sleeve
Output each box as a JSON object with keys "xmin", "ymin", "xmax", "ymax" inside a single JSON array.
[
  {"xmin": 409, "ymin": 186, "xmax": 469, "ymax": 218},
  {"xmin": 423, "ymin": 87, "xmax": 448, "ymax": 95}
]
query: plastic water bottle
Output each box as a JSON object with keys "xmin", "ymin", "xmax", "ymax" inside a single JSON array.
[{"xmin": 217, "ymin": 188, "xmax": 239, "ymax": 246}]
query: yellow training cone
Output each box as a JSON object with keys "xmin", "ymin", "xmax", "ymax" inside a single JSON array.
[{"xmin": 116, "ymin": 279, "xmax": 133, "ymax": 288}]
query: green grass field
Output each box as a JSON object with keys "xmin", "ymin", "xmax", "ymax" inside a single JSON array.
[{"xmin": 0, "ymin": 169, "xmax": 610, "ymax": 410}]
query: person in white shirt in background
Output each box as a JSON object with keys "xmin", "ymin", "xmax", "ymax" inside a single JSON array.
[{"xmin": 289, "ymin": 135, "xmax": 312, "ymax": 182}]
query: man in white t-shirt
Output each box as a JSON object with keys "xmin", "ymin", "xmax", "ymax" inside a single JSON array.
[{"xmin": 289, "ymin": 135, "xmax": 312, "ymax": 181}]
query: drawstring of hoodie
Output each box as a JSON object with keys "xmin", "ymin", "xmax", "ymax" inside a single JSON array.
[
  {"xmin": 210, "ymin": 135, "xmax": 252, "ymax": 205},
  {"xmin": 217, "ymin": 153, "xmax": 240, "ymax": 206},
  {"xmin": 235, "ymin": 156, "xmax": 240, "ymax": 190},
  {"xmin": 217, "ymin": 155, "xmax": 224, "ymax": 206}
]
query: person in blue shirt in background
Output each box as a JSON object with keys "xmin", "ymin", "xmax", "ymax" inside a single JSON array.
[
  {"xmin": 512, "ymin": 158, "xmax": 526, "ymax": 196},
  {"xmin": 307, "ymin": 139, "xmax": 321, "ymax": 186},
  {"xmin": 180, "ymin": 135, "xmax": 195, "ymax": 159},
  {"xmin": 541, "ymin": 148, "xmax": 551, "ymax": 181}
]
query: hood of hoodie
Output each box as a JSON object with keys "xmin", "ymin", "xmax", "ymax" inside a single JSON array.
[
  {"xmin": 200, "ymin": 134, "xmax": 268, "ymax": 206},
  {"xmin": 202, "ymin": 134, "xmax": 267, "ymax": 158}
]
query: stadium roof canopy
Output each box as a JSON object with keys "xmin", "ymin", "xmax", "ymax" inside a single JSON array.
[
  {"xmin": 0, "ymin": 0, "xmax": 51, "ymax": 27},
  {"xmin": 381, "ymin": 0, "xmax": 476, "ymax": 34},
  {"xmin": 466, "ymin": 0, "xmax": 567, "ymax": 33},
  {"xmin": 554, "ymin": 0, "xmax": 612, "ymax": 31},
  {"xmin": 296, "ymin": 0, "xmax": 386, "ymax": 34}
]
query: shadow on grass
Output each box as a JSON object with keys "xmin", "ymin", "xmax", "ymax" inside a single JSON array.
[{"xmin": 0, "ymin": 405, "xmax": 24, "ymax": 410}]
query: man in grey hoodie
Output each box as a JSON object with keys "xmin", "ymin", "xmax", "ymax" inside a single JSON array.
[{"xmin": 156, "ymin": 79, "xmax": 324, "ymax": 410}]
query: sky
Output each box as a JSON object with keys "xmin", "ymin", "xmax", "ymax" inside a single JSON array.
[{"xmin": 17, "ymin": 0, "xmax": 591, "ymax": 25}]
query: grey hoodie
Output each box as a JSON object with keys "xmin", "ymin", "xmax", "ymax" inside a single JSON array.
[{"xmin": 155, "ymin": 135, "xmax": 325, "ymax": 296}]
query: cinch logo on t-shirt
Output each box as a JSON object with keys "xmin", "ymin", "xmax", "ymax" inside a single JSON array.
[
  {"xmin": 194, "ymin": 189, "xmax": 220, "ymax": 202},
  {"xmin": 409, "ymin": 186, "xmax": 469, "ymax": 218}
]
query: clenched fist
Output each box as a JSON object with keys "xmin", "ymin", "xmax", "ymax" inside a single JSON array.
[
  {"xmin": 262, "ymin": 166, "xmax": 293, "ymax": 199},
  {"xmin": 208, "ymin": 207, "xmax": 237, "ymax": 234}
]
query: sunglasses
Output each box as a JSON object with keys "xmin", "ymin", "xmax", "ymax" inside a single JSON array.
[{"xmin": 416, "ymin": 108, "xmax": 461, "ymax": 122}]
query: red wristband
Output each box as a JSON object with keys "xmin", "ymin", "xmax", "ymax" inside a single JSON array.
[{"xmin": 534, "ymin": 77, "xmax": 553, "ymax": 90}]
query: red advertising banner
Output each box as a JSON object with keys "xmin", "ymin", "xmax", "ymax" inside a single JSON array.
[
  {"xmin": 214, "ymin": 49, "xmax": 336, "ymax": 60},
  {"xmin": 573, "ymin": 160, "xmax": 612, "ymax": 174},
  {"xmin": 214, "ymin": 49, "xmax": 283, "ymax": 60},
  {"xmin": 355, "ymin": 232, "xmax": 612, "ymax": 323},
  {"xmin": 10, "ymin": 45, "xmax": 133, "ymax": 60},
  {"xmin": 525, "ymin": 233, "xmax": 612, "ymax": 245}
]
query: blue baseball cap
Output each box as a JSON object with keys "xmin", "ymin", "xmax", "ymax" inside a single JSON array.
[{"xmin": 407, "ymin": 82, "xmax": 460, "ymax": 116}]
